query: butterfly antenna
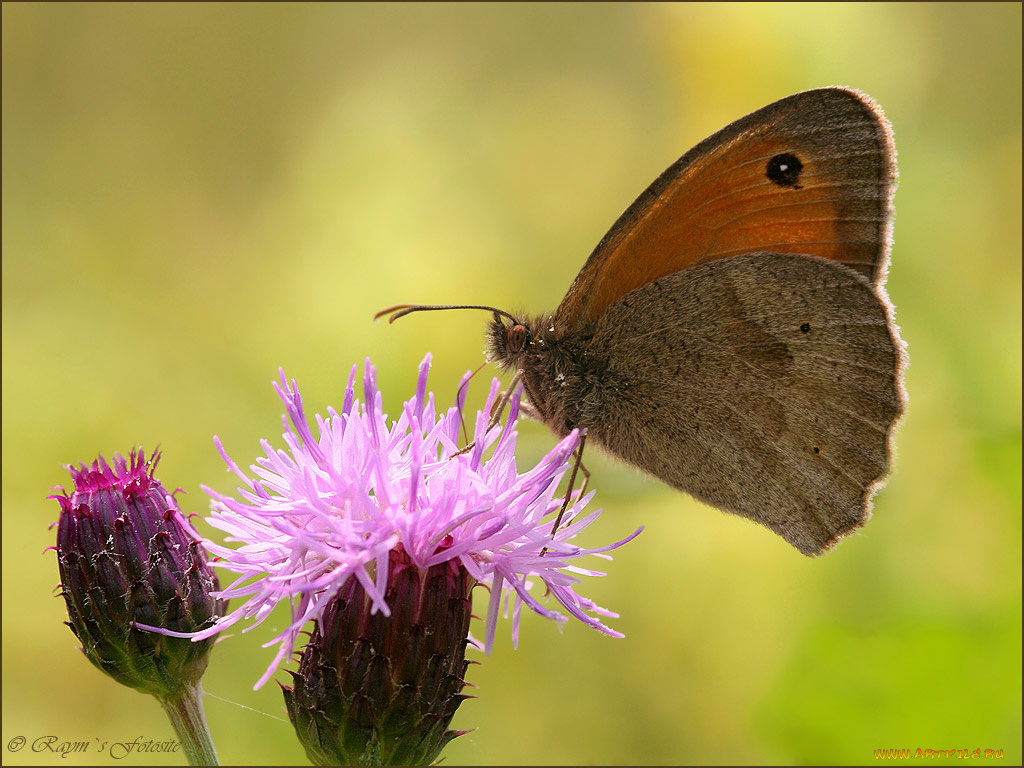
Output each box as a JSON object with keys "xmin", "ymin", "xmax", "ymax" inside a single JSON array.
[{"xmin": 375, "ymin": 303, "xmax": 519, "ymax": 326}]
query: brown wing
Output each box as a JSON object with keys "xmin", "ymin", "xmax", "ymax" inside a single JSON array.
[
  {"xmin": 554, "ymin": 87, "xmax": 897, "ymax": 334},
  {"xmin": 573, "ymin": 252, "xmax": 906, "ymax": 556}
]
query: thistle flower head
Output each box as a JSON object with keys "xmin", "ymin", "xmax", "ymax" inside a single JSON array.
[
  {"xmin": 196, "ymin": 356, "xmax": 639, "ymax": 689},
  {"xmin": 52, "ymin": 449, "xmax": 223, "ymax": 698}
]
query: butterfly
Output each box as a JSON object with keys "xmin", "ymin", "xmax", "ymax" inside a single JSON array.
[{"xmin": 383, "ymin": 87, "xmax": 906, "ymax": 556}]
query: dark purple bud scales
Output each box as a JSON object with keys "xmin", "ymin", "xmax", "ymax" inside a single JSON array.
[{"xmin": 283, "ymin": 546, "xmax": 474, "ymax": 767}]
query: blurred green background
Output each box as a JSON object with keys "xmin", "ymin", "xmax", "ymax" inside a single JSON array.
[{"xmin": 3, "ymin": 3, "xmax": 1020, "ymax": 765}]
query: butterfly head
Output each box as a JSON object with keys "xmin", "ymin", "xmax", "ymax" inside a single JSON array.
[{"xmin": 486, "ymin": 311, "xmax": 534, "ymax": 371}]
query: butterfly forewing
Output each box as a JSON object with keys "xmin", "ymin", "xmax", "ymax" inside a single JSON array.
[{"xmin": 554, "ymin": 87, "xmax": 896, "ymax": 335}]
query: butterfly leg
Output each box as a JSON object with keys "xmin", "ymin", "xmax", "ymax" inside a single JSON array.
[
  {"xmin": 577, "ymin": 451, "xmax": 591, "ymax": 497},
  {"xmin": 451, "ymin": 369, "xmax": 524, "ymax": 457},
  {"xmin": 541, "ymin": 432, "xmax": 588, "ymax": 556}
]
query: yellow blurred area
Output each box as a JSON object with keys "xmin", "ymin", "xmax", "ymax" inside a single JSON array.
[{"xmin": 3, "ymin": 3, "xmax": 1020, "ymax": 765}]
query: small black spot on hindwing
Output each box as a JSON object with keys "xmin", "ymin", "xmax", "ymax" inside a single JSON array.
[
  {"xmin": 800, "ymin": 322, "xmax": 812, "ymax": 334},
  {"xmin": 767, "ymin": 153, "xmax": 803, "ymax": 188}
]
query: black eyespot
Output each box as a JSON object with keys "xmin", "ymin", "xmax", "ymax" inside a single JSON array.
[
  {"xmin": 767, "ymin": 153, "xmax": 803, "ymax": 188},
  {"xmin": 507, "ymin": 324, "xmax": 528, "ymax": 353},
  {"xmin": 800, "ymin": 322, "xmax": 812, "ymax": 334},
  {"xmin": 813, "ymin": 446, "xmax": 821, "ymax": 455}
]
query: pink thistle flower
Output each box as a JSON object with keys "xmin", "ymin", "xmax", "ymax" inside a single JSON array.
[
  {"xmin": 195, "ymin": 356, "xmax": 639, "ymax": 690},
  {"xmin": 183, "ymin": 355, "xmax": 639, "ymax": 764}
]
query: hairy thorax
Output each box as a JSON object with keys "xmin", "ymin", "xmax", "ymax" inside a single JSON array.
[{"xmin": 487, "ymin": 315, "xmax": 614, "ymax": 438}]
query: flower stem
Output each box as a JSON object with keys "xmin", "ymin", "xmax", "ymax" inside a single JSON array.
[{"xmin": 157, "ymin": 682, "xmax": 219, "ymax": 766}]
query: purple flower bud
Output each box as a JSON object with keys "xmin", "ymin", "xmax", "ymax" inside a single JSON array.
[
  {"xmin": 283, "ymin": 546, "xmax": 473, "ymax": 766},
  {"xmin": 52, "ymin": 449, "xmax": 224, "ymax": 698}
]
